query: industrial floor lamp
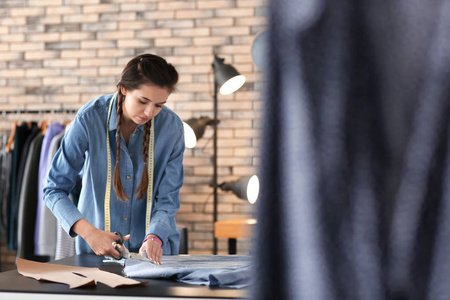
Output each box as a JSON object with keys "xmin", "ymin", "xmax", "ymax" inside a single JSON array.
[
  {"xmin": 183, "ymin": 55, "xmax": 247, "ymax": 254},
  {"xmin": 211, "ymin": 55, "xmax": 245, "ymax": 254}
]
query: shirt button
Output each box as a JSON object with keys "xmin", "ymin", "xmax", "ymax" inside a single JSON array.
[
  {"xmin": 123, "ymin": 217, "xmax": 127, "ymax": 221},
  {"xmin": 132, "ymin": 133, "xmax": 136, "ymax": 137},
  {"xmin": 130, "ymin": 153, "xmax": 133, "ymax": 157},
  {"xmin": 126, "ymin": 175, "xmax": 131, "ymax": 179}
]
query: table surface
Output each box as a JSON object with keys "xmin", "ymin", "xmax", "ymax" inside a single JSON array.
[{"xmin": 0, "ymin": 254, "xmax": 247, "ymax": 299}]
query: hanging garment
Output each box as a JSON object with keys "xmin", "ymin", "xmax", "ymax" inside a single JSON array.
[
  {"xmin": 17, "ymin": 133, "xmax": 44, "ymax": 260},
  {"xmin": 54, "ymin": 183, "xmax": 81, "ymax": 260},
  {"xmin": 7, "ymin": 122, "xmax": 30, "ymax": 249},
  {"xmin": 123, "ymin": 255, "xmax": 252, "ymax": 288},
  {"xmin": 0, "ymin": 142, "xmax": 12, "ymax": 243},
  {"xmin": 8, "ymin": 122, "xmax": 38, "ymax": 251},
  {"xmin": 44, "ymin": 129, "xmax": 76, "ymax": 260},
  {"xmin": 251, "ymin": 1, "xmax": 450, "ymax": 300},
  {"xmin": 34, "ymin": 121, "xmax": 64, "ymax": 258},
  {"xmin": 54, "ymin": 196, "xmax": 76, "ymax": 260}
]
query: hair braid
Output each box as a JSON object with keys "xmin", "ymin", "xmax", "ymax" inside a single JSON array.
[
  {"xmin": 113, "ymin": 93, "xmax": 129, "ymax": 201},
  {"xmin": 136, "ymin": 121, "xmax": 151, "ymax": 199}
]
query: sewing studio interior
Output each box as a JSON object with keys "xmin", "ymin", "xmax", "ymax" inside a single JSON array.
[{"xmin": 0, "ymin": 1, "xmax": 449, "ymax": 300}]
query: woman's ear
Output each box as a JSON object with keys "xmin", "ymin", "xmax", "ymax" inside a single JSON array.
[{"xmin": 120, "ymin": 86, "xmax": 127, "ymax": 95}]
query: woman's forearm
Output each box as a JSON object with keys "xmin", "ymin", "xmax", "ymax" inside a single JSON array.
[{"xmin": 72, "ymin": 218, "xmax": 97, "ymax": 240}]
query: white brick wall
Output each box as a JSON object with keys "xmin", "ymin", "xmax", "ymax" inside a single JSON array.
[{"xmin": 0, "ymin": 0, "xmax": 267, "ymax": 268}]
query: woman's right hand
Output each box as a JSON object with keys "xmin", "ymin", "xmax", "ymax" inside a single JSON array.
[{"xmin": 72, "ymin": 218, "xmax": 128, "ymax": 259}]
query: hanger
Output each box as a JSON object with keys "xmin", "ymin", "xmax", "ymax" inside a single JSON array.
[
  {"xmin": 40, "ymin": 120, "xmax": 49, "ymax": 135},
  {"xmin": 6, "ymin": 121, "xmax": 17, "ymax": 153}
]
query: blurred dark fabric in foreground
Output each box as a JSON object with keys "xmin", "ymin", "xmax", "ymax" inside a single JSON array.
[{"xmin": 252, "ymin": 1, "xmax": 450, "ymax": 299}]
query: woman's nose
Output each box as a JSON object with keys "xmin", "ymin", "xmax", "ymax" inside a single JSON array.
[{"xmin": 144, "ymin": 105, "xmax": 153, "ymax": 117}]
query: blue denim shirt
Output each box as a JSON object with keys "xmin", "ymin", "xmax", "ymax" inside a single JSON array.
[{"xmin": 43, "ymin": 94, "xmax": 184, "ymax": 255}]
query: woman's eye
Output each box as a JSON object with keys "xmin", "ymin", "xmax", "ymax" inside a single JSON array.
[
  {"xmin": 156, "ymin": 104, "xmax": 163, "ymax": 108},
  {"xmin": 139, "ymin": 99, "xmax": 146, "ymax": 104}
]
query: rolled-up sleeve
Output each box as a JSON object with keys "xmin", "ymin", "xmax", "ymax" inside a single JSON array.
[{"xmin": 43, "ymin": 115, "xmax": 88, "ymax": 237}]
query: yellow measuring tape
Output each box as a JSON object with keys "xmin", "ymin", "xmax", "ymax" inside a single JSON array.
[{"xmin": 104, "ymin": 92, "xmax": 154, "ymax": 233}]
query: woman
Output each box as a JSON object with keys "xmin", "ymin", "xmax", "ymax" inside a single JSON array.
[{"xmin": 44, "ymin": 54, "xmax": 184, "ymax": 265}]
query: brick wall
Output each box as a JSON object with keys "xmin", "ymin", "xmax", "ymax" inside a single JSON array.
[{"xmin": 0, "ymin": 0, "xmax": 266, "ymax": 269}]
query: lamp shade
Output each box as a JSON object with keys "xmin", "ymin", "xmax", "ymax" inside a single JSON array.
[
  {"xmin": 219, "ymin": 175, "xmax": 260, "ymax": 204},
  {"xmin": 183, "ymin": 116, "xmax": 216, "ymax": 148},
  {"xmin": 251, "ymin": 30, "xmax": 268, "ymax": 70},
  {"xmin": 212, "ymin": 55, "xmax": 246, "ymax": 95}
]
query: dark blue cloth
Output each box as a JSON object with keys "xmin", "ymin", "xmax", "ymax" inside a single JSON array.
[{"xmin": 252, "ymin": 1, "xmax": 450, "ymax": 299}]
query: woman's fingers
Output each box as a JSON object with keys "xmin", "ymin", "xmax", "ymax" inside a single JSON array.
[
  {"xmin": 123, "ymin": 234, "xmax": 131, "ymax": 242},
  {"xmin": 140, "ymin": 239, "xmax": 162, "ymax": 264},
  {"xmin": 148, "ymin": 244, "xmax": 162, "ymax": 264},
  {"xmin": 85, "ymin": 230, "xmax": 123, "ymax": 258}
]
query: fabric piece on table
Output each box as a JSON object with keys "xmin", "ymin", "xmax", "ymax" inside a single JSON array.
[
  {"xmin": 16, "ymin": 258, "xmax": 145, "ymax": 289},
  {"xmin": 123, "ymin": 255, "xmax": 252, "ymax": 288}
]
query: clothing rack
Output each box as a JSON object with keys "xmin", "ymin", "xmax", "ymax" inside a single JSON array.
[
  {"xmin": 0, "ymin": 110, "xmax": 78, "ymax": 140},
  {"xmin": 1, "ymin": 110, "xmax": 78, "ymax": 115}
]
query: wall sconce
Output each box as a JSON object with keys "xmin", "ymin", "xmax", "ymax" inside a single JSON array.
[{"xmin": 218, "ymin": 175, "xmax": 260, "ymax": 204}]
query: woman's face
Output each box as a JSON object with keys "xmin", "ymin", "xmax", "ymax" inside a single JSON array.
[{"xmin": 121, "ymin": 84, "xmax": 170, "ymax": 125}]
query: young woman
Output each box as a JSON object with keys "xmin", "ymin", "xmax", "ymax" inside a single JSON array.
[{"xmin": 43, "ymin": 54, "xmax": 184, "ymax": 265}]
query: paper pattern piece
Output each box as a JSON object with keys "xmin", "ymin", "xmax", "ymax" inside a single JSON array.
[
  {"xmin": 16, "ymin": 258, "xmax": 145, "ymax": 289},
  {"xmin": 123, "ymin": 255, "xmax": 253, "ymax": 288}
]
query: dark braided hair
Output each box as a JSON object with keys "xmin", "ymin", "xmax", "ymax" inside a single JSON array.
[{"xmin": 114, "ymin": 54, "xmax": 178, "ymax": 201}]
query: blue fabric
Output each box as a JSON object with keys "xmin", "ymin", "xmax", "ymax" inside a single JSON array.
[
  {"xmin": 123, "ymin": 255, "xmax": 252, "ymax": 288},
  {"xmin": 44, "ymin": 93, "xmax": 185, "ymax": 255},
  {"xmin": 252, "ymin": 0, "xmax": 450, "ymax": 300}
]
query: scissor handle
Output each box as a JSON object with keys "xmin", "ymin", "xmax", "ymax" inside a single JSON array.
[
  {"xmin": 115, "ymin": 232, "xmax": 124, "ymax": 244},
  {"xmin": 114, "ymin": 232, "xmax": 124, "ymax": 259}
]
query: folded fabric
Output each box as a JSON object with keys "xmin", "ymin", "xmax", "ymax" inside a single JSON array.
[{"xmin": 123, "ymin": 255, "xmax": 253, "ymax": 288}]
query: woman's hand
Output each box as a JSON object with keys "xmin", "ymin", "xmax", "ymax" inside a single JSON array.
[
  {"xmin": 139, "ymin": 235, "xmax": 163, "ymax": 265},
  {"xmin": 72, "ymin": 218, "xmax": 129, "ymax": 259}
]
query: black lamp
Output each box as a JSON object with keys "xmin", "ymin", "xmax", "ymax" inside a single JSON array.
[
  {"xmin": 183, "ymin": 116, "xmax": 217, "ymax": 149},
  {"xmin": 212, "ymin": 55, "xmax": 246, "ymax": 95},
  {"xmin": 211, "ymin": 55, "xmax": 246, "ymax": 254},
  {"xmin": 218, "ymin": 175, "xmax": 260, "ymax": 204}
]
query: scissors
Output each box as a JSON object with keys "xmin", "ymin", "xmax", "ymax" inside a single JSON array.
[{"xmin": 113, "ymin": 232, "xmax": 156, "ymax": 264}]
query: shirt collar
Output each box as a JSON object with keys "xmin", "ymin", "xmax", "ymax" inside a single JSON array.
[{"xmin": 108, "ymin": 93, "xmax": 144, "ymax": 133}]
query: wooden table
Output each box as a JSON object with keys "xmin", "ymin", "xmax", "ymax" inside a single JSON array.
[{"xmin": 214, "ymin": 219, "xmax": 257, "ymax": 254}]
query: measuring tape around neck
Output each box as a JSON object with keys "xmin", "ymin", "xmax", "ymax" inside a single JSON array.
[{"xmin": 104, "ymin": 92, "xmax": 154, "ymax": 234}]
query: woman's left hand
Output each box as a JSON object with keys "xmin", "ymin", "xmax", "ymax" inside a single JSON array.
[{"xmin": 139, "ymin": 235, "xmax": 163, "ymax": 265}]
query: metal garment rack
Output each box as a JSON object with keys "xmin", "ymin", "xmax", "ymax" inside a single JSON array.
[{"xmin": 1, "ymin": 110, "xmax": 78, "ymax": 115}]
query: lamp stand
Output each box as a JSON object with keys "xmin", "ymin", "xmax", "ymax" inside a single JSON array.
[
  {"xmin": 212, "ymin": 74, "xmax": 219, "ymax": 255},
  {"xmin": 210, "ymin": 54, "xmax": 245, "ymax": 255}
]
